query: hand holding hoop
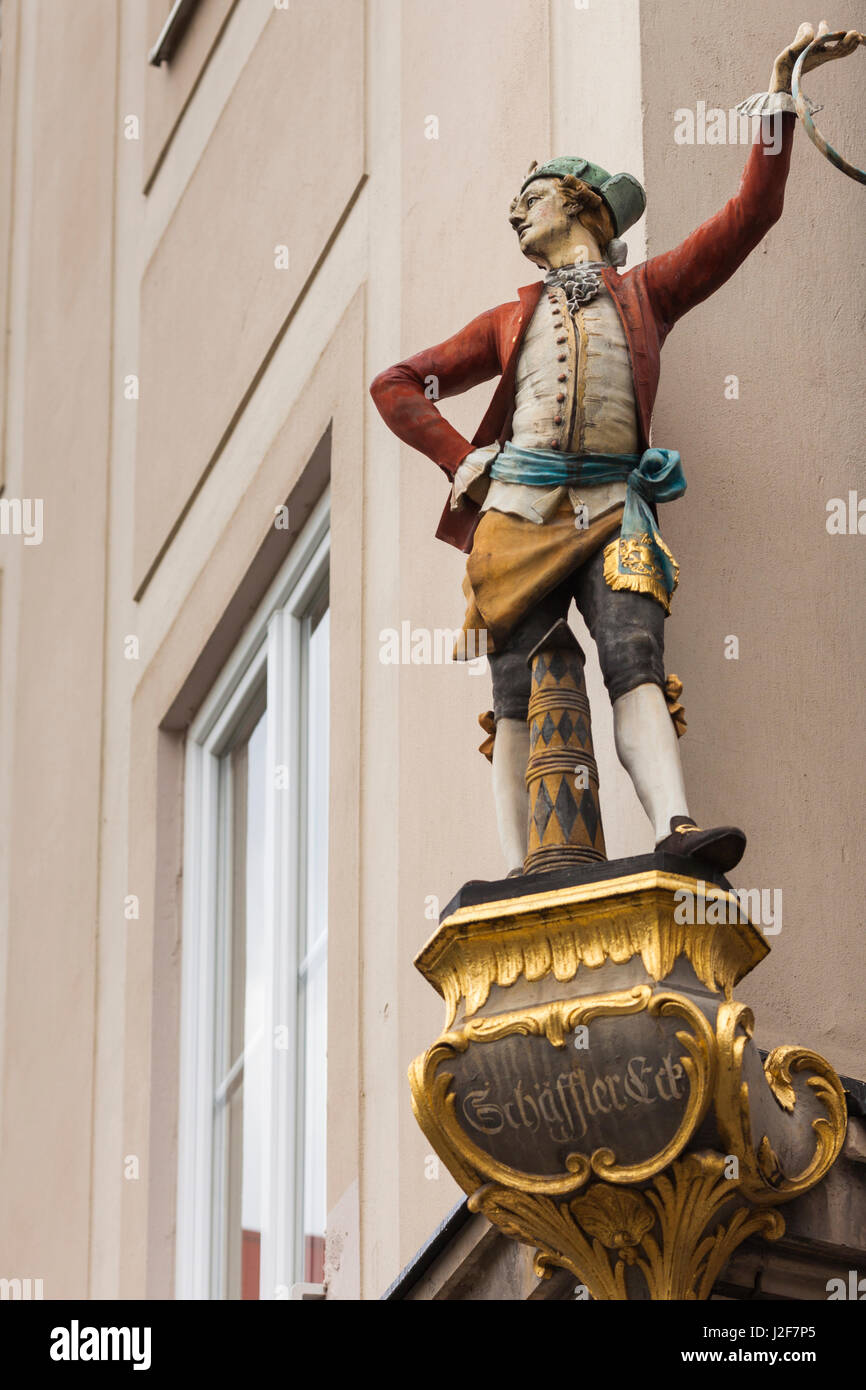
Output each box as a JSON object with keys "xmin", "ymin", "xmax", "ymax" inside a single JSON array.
[{"xmin": 791, "ymin": 26, "xmax": 866, "ymax": 183}]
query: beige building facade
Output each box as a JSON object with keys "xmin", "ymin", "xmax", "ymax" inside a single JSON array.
[{"xmin": 0, "ymin": 0, "xmax": 863, "ymax": 1301}]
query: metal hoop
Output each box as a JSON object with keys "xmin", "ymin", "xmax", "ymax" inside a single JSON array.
[{"xmin": 792, "ymin": 31, "xmax": 866, "ymax": 184}]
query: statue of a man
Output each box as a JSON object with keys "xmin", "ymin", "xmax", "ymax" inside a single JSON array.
[{"xmin": 371, "ymin": 23, "xmax": 862, "ymax": 878}]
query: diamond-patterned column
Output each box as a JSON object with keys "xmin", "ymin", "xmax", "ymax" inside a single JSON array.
[{"xmin": 523, "ymin": 619, "xmax": 606, "ymax": 873}]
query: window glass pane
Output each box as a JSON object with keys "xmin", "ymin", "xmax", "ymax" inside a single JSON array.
[
  {"xmin": 181, "ymin": 512, "xmax": 332, "ymax": 1303},
  {"xmin": 208, "ymin": 577, "xmax": 328, "ymax": 1295},
  {"xmin": 217, "ymin": 700, "xmax": 267, "ymax": 1300},
  {"xmin": 240, "ymin": 706, "xmax": 267, "ymax": 1299},
  {"xmin": 304, "ymin": 605, "xmax": 329, "ymax": 955},
  {"xmin": 300, "ymin": 603, "xmax": 328, "ymax": 1283}
]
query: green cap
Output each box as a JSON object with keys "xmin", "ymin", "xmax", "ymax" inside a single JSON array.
[{"xmin": 520, "ymin": 156, "xmax": 646, "ymax": 238}]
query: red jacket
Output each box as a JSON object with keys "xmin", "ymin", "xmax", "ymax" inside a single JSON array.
[{"xmin": 371, "ymin": 116, "xmax": 794, "ymax": 552}]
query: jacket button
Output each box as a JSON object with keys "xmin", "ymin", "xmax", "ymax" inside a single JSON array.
[
  {"xmin": 556, "ymin": 392, "xmax": 565, "ymax": 402},
  {"xmin": 550, "ymin": 440, "xmax": 560, "ymax": 449},
  {"xmin": 557, "ymin": 373, "xmax": 567, "ymax": 382},
  {"xmin": 556, "ymin": 335, "xmax": 566, "ymax": 343},
  {"xmin": 554, "ymin": 415, "xmax": 563, "ymax": 425},
  {"xmin": 557, "ymin": 353, "xmax": 566, "ymax": 362}
]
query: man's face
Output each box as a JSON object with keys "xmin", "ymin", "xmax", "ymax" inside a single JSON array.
[{"xmin": 509, "ymin": 178, "xmax": 570, "ymax": 265}]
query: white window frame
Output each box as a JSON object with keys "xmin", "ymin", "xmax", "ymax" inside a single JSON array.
[{"xmin": 176, "ymin": 488, "xmax": 330, "ymax": 1300}]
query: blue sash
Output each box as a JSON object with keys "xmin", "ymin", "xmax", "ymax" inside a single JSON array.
[{"xmin": 489, "ymin": 441, "xmax": 685, "ymax": 611}]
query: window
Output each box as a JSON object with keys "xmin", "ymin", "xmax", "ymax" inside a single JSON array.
[{"xmin": 177, "ymin": 493, "xmax": 330, "ymax": 1299}]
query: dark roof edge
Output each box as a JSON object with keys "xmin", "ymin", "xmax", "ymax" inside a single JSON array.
[{"xmin": 380, "ymin": 1198, "xmax": 472, "ymax": 1301}]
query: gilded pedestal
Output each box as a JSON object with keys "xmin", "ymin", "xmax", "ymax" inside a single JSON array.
[{"xmin": 409, "ymin": 862, "xmax": 847, "ymax": 1300}]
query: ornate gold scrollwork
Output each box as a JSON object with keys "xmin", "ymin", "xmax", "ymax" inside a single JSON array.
[
  {"xmin": 589, "ymin": 992, "xmax": 716, "ymax": 1183},
  {"xmin": 637, "ymin": 1153, "xmax": 784, "ymax": 1300},
  {"xmin": 715, "ymin": 1003, "xmax": 847, "ymax": 1205},
  {"xmin": 408, "ymin": 986, "xmax": 715, "ymax": 1197},
  {"xmin": 409, "ymin": 887, "xmax": 849, "ymax": 1298},
  {"xmin": 416, "ymin": 872, "xmax": 769, "ymax": 1028},
  {"xmin": 468, "ymin": 1184, "xmax": 631, "ymax": 1302},
  {"xmin": 469, "ymin": 1153, "xmax": 784, "ymax": 1301},
  {"xmin": 571, "ymin": 1184, "xmax": 654, "ymax": 1263}
]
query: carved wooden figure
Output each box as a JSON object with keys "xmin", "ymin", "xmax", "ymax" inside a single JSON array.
[{"xmin": 371, "ymin": 22, "xmax": 863, "ymax": 878}]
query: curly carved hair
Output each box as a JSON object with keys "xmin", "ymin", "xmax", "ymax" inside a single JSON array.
[
  {"xmin": 511, "ymin": 172, "xmax": 615, "ymax": 251},
  {"xmin": 558, "ymin": 175, "xmax": 616, "ymax": 248}
]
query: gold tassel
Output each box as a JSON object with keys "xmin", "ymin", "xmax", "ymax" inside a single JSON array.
[{"xmin": 603, "ymin": 537, "xmax": 678, "ymax": 615}]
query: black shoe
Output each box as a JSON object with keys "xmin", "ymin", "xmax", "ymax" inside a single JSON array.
[
  {"xmin": 655, "ymin": 815, "xmax": 746, "ymax": 873},
  {"xmin": 464, "ymin": 868, "xmax": 524, "ymax": 887}
]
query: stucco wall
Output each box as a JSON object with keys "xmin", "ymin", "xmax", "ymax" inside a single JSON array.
[{"xmin": 0, "ymin": 0, "xmax": 116, "ymax": 1299}]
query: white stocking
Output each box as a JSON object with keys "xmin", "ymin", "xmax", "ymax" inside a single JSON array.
[
  {"xmin": 492, "ymin": 717, "xmax": 530, "ymax": 873},
  {"xmin": 612, "ymin": 682, "xmax": 689, "ymax": 841}
]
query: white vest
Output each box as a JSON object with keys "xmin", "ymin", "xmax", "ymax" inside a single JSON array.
[{"xmin": 483, "ymin": 283, "xmax": 638, "ymax": 524}]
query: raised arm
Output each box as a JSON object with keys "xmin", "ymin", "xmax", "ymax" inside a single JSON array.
[
  {"xmin": 370, "ymin": 307, "xmax": 502, "ymax": 478},
  {"xmin": 643, "ymin": 115, "xmax": 795, "ymax": 330},
  {"xmin": 643, "ymin": 21, "xmax": 862, "ymax": 330}
]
